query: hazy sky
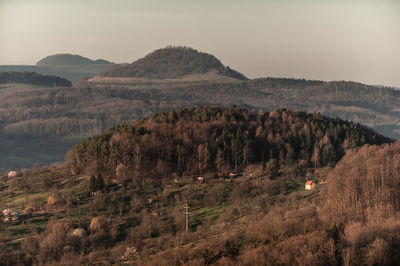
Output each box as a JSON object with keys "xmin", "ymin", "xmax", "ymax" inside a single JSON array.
[{"xmin": 1, "ymin": 0, "xmax": 399, "ymax": 86}]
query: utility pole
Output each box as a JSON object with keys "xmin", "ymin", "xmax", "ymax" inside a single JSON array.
[
  {"xmin": 184, "ymin": 203, "xmax": 190, "ymax": 232},
  {"xmin": 77, "ymin": 196, "xmax": 80, "ymax": 216}
]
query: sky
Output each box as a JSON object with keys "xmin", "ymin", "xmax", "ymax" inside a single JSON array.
[{"xmin": 1, "ymin": 0, "xmax": 399, "ymax": 87}]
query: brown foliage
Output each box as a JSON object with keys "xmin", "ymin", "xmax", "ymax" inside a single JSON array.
[
  {"xmin": 36, "ymin": 220, "xmax": 85, "ymax": 264},
  {"xmin": 238, "ymin": 231, "xmax": 335, "ymax": 266},
  {"xmin": 342, "ymin": 217, "xmax": 400, "ymax": 265},
  {"xmin": 89, "ymin": 217, "xmax": 104, "ymax": 233},
  {"xmin": 321, "ymin": 143, "xmax": 400, "ymax": 224}
]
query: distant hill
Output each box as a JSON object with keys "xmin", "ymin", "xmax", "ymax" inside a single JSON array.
[
  {"xmin": 0, "ymin": 71, "xmax": 71, "ymax": 87},
  {"xmin": 0, "ymin": 54, "xmax": 114, "ymax": 82},
  {"xmin": 36, "ymin": 54, "xmax": 112, "ymax": 66},
  {"xmin": 100, "ymin": 46, "xmax": 248, "ymax": 80}
]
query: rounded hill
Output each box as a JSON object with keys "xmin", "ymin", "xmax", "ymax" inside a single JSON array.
[
  {"xmin": 100, "ymin": 46, "xmax": 248, "ymax": 80},
  {"xmin": 36, "ymin": 54, "xmax": 112, "ymax": 66},
  {"xmin": 68, "ymin": 107, "xmax": 391, "ymax": 182}
]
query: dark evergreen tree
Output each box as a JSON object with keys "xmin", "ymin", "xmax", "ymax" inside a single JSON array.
[
  {"xmin": 90, "ymin": 175, "xmax": 96, "ymax": 192},
  {"xmin": 97, "ymin": 174, "xmax": 105, "ymax": 191}
]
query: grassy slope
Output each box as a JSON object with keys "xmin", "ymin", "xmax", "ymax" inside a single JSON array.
[{"xmin": 0, "ymin": 164, "xmax": 325, "ymax": 264}]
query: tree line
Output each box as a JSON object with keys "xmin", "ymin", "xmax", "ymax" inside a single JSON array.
[
  {"xmin": 0, "ymin": 71, "xmax": 72, "ymax": 87},
  {"xmin": 68, "ymin": 107, "xmax": 391, "ymax": 182}
]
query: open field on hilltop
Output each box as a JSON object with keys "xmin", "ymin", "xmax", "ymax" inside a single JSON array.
[{"xmin": 87, "ymin": 69, "xmax": 243, "ymax": 86}]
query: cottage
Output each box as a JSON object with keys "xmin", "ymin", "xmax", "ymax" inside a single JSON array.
[
  {"xmin": 8, "ymin": 171, "xmax": 17, "ymax": 178},
  {"xmin": 305, "ymin": 180, "xmax": 315, "ymax": 190}
]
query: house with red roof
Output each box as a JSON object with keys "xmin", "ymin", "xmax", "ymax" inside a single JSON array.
[{"xmin": 305, "ymin": 180, "xmax": 315, "ymax": 190}]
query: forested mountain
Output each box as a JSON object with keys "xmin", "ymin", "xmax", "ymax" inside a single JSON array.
[
  {"xmin": 0, "ymin": 71, "xmax": 71, "ymax": 87},
  {"xmin": 0, "ymin": 107, "xmax": 397, "ymax": 265},
  {"xmin": 101, "ymin": 46, "xmax": 248, "ymax": 80},
  {"xmin": 68, "ymin": 107, "xmax": 390, "ymax": 182},
  {"xmin": 36, "ymin": 54, "xmax": 112, "ymax": 66}
]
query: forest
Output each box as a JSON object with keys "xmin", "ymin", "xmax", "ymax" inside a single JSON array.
[
  {"xmin": 69, "ymin": 107, "xmax": 390, "ymax": 183},
  {"xmin": 0, "ymin": 107, "xmax": 398, "ymax": 265},
  {"xmin": 0, "ymin": 71, "xmax": 72, "ymax": 87}
]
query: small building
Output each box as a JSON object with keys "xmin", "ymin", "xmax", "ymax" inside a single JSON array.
[{"xmin": 305, "ymin": 180, "xmax": 315, "ymax": 190}]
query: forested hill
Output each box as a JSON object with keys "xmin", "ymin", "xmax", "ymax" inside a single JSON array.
[
  {"xmin": 69, "ymin": 107, "xmax": 391, "ymax": 182},
  {"xmin": 36, "ymin": 54, "xmax": 112, "ymax": 66},
  {"xmin": 100, "ymin": 46, "xmax": 248, "ymax": 80},
  {"xmin": 0, "ymin": 71, "xmax": 72, "ymax": 87}
]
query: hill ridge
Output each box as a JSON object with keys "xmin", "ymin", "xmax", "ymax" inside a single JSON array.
[
  {"xmin": 100, "ymin": 46, "xmax": 248, "ymax": 80},
  {"xmin": 36, "ymin": 53, "xmax": 112, "ymax": 66}
]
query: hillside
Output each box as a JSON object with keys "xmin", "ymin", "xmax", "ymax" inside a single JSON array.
[
  {"xmin": 69, "ymin": 107, "xmax": 390, "ymax": 182},
  {"xmin": 36, "ymin": 54, "xmax": 112, "ymax": 66},
  {"xmin": 0, "ymin": 108, "xmax": 397, "ymax": 265},
  {"xmin": 0, "ymin": 71, "xmax": 72, "ymax": 87},
  {"xmin": 100, "ymin": 46, "xmax": 248, "ymax": 80},
  {"xmin": 319, "ymin": 143, "xmax": 400, "ymax": 265}
]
